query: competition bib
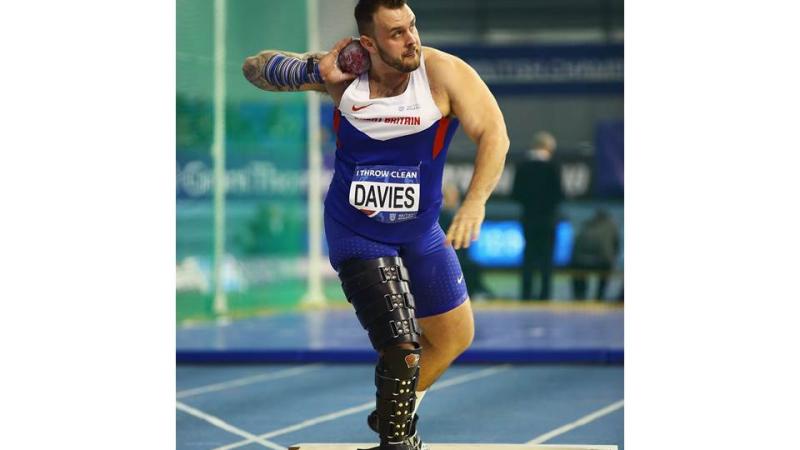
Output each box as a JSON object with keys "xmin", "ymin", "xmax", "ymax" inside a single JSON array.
[{"xmin": 348, "ymin": 165, "xmax": 420, "ymax": 223}]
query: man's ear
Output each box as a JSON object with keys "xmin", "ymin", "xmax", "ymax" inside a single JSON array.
[{"xmin": 360, "ymin": 35, "xmax": 377, "ymax": 55}]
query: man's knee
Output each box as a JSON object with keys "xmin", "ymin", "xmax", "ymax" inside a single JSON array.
[
  {"xmin": 451, "ymin": 316, "xmax": 474, "ymax": 355},
  {"xmin": 422, "ymin": 306, "xmax": 474, "ymax": 356},
  {"xmin": 462, "ymin": 320, "xmax": 475, "ymax": 350},
  {"xmin": 339, "ymin": 256, "xmax": 422, "ymax": 442},
  {"xmin": 338, "ymin": 256, "xmax": 422, "ymax": 350},
  {"xmin": 381, "ymin": 342, "xmax": 417, "ymax": 358}
]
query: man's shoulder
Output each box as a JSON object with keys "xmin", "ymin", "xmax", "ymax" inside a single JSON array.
[
  {"xmin": 423, "ymin": 47, "xmax": 484, "ymax": 101},
  {"xmin": 422, "ymin": 46, "xmax": 455, "ymax": 63},
  {"xmin": 422, "ymin": 47, "xmax": 462, "ymax": 79}
]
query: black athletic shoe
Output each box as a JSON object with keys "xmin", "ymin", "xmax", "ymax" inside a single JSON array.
[
  {"xmin": 364, "ymin": 412, "xmax": 426, "ymax": 450},
  {"xmin": 358, "ymin": 434, "xmax": 427, "ymax": 450}
]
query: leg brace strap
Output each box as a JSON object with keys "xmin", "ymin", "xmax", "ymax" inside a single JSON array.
[{"xmin": 339, "ymin": 256, "xmax": 422, "ymax": 350}]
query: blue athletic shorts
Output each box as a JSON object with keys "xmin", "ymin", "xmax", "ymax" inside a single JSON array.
[{"xmin": 325, "ymin": 214, "xmax": 469, "ymax": 318}]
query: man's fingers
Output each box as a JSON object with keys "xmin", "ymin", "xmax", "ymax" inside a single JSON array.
[
  {"xmin": 332, "ymin": 37, "xmax": 354, "ymax": 52},
  {"xmin": 450, "ymin": 221, "xmax": 469, "ymax": 249},
  {"xmin": 449, "ymin": 218, "xmax": 486, "ymax": 249},
  {"xmin": 460, "ymin": 225, "xmax": 474, "ymax": 249},
  {"xmin": 331, "ymin": 37, "xmax": 354, "ymax": 61},
  {"xmin": 471, "ymin": 221, "xmax": 482, "ymax": 242},
  {"xmin": 446, "ymin": 222, "xmax": 461, "ymax": 247},
  {"xmin": 320, "ymin": 38, "xmax": 359, "ymax": 83},
  {"xmin": 445, "ymin": 225, "xmax": 454, "ymax": 246},
  {"xmin": 451, "ymin": 220, "xmax": 482, "ymax": 249},
  {"xmin": 457, "ymin": 223, "xmax": 472, "ymax": 249},
  {"xmin": 446, "ymin": 204, "xmax": 485, "ymax": 249}
]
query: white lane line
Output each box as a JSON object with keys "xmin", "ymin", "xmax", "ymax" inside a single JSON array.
[
  {"xmin": 213, "ymin": 364, "xmax": 512, "ymax": 450},
  {"xmin": 176, "ymin": 401, "xmax": 285, "ymax": 450},
  {"xmin": 426, "ymin": 365, "xmax": 511, "ymax": 392},
  {"xmin": 177, "ymin": 364, "xmax": 322, "ymax": 399},
  {"xmin": 526, "ymin": 399, "xmax": 624, "ymax": 445},
  {"xmin": 253, "ymin": 402, "xmax": 375, "ymax": 441}
]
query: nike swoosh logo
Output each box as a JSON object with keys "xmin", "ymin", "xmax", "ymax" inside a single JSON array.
[
  {"xmin": 457, "ymin": 275, "xmax": 464, "ymax": 284},
  {"xmin": 351, "ymin": 103, "xmax": 374, "ymax": 112}
]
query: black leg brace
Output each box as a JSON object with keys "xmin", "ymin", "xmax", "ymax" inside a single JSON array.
[{"xmin": 339, "ymin": 256, "xmax": 423, "ymax": 449}]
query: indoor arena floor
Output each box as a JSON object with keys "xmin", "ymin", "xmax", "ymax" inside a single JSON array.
[{"xmin": 177, "ymin": 304, "xmax": 623, "ymax": 449}]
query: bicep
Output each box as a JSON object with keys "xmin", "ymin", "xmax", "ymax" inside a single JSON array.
[{"xmin": 448, "ymin": 58, "xmax": 507, "ymax": 144}]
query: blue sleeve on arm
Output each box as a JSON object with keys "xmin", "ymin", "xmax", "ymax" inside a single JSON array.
[{"xmin": 264, "ymin": 54, "xmax": 324, "ymax": 89}]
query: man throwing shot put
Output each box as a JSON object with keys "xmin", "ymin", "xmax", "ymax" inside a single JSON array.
[{"xmin": 242, "ymin": 1, "xmax": 509, "ymax": 448}]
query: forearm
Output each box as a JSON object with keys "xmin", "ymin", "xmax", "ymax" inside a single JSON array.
[
  {"xmin": 463, "ymin": 129, "xmax": 510, "ymax": 205},
  {"xmin": 242, "ymin": 50, "xmax": 327, "ymax": 92}
]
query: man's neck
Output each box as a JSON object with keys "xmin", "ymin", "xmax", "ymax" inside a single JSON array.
[{"xmin": 368, "ymin": 61, "xmax": 411, "ymax": 97}]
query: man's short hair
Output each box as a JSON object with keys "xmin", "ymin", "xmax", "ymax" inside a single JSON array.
[{"xmin": 355, "ymin": 0, "xmax": 407, "ymax": 36}]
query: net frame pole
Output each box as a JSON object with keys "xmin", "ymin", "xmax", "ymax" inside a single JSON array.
[
  {"xmin": 302, "ymin": 0, "xmax": 327, "ymax": 306},
  {"xmin": 212, "ymin": 0, "xmax": 228, "ymax": 316}
]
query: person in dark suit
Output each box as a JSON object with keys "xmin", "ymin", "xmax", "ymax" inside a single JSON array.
[{"xmin": 511, "ymin": 131, "xmax": 564, "ymax": 300}]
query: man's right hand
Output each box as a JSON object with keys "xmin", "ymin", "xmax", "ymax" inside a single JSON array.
[{"xmin": 319, "ymin": 37, "xmax": 359, "ymax": 85}]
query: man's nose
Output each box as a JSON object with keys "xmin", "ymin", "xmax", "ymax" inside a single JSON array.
[{"xmin": 404, "ymin": 31, "xmax": 416, "ymax": 47}]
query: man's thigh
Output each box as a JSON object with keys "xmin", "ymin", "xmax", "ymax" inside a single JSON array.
[
  {"xmin": 417, "ymin": 299, "xmax": 474, "ymax": 350},
  {"xmin": 324, "ymin": 214, "xmax": 399, "ymax": 271},
  {"xmin": 400, "ymin": 225, "xmax": 469, "ymax": 318}
]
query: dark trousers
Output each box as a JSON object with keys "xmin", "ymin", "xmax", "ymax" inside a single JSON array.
[
  {"xmin": 571, "ymin": 262, "xmax": 613, "ymax": 300},
  {"xmin": 521, "ymin": 221, "xmax": 556, "ymax": 300}
]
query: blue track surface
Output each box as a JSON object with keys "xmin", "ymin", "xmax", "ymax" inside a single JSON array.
[
  {"xmin": 177, "ymin": 305, "xmax": 623, "ymax": 363},
  {"xmin": 176, "ymin": 363, "xmax": 624, "ymax": 450}
]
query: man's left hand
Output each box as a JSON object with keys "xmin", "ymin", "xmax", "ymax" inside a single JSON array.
[{"xmin": 445, "ymin": 199, "xmax": 485, "ymax": 249}]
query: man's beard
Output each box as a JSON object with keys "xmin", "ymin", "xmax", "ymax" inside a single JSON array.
[{"xmin": 377, "ymin": 43, "xmax": 420, "ymax": 73}]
